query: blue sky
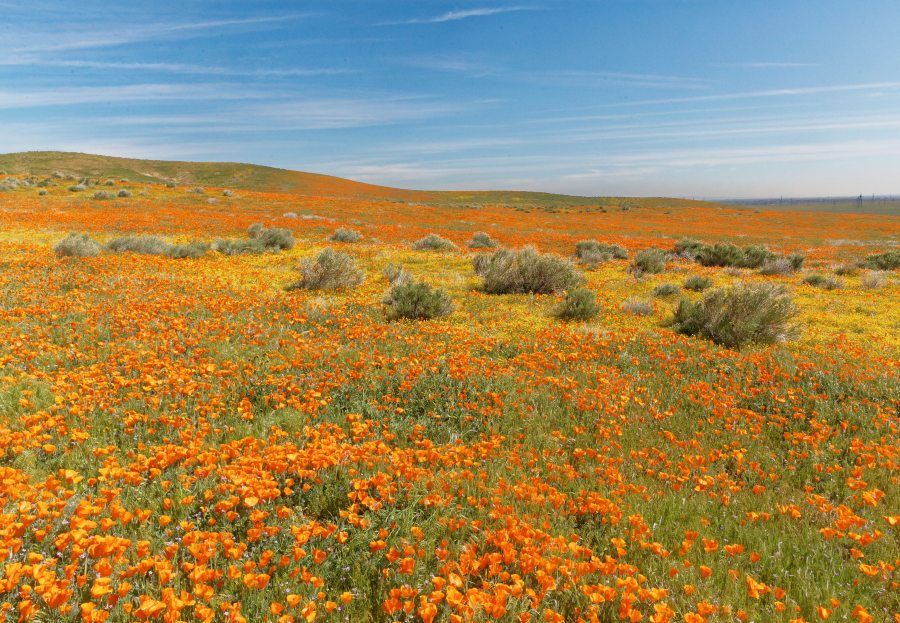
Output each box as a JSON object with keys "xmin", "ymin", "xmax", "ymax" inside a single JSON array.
[{"xmin": 2, "ymin": 0, "xmax": 900, "ymax": 198}]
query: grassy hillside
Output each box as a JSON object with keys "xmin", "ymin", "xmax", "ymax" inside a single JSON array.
[{"xmin": 0, "ymin": 151, "xmax": 714, "ymax": 209}]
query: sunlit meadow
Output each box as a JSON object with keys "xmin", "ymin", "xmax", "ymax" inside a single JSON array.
[{"xmin": 0, "ymin": 175, "xmax": 897, "ymax": 623}]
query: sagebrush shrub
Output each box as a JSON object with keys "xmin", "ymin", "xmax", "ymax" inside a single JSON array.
[
  {"xmin": 106, "ymin": 235, "xmax": 170, "ymax": 255},
  {"xmin": 759, "ymin": 258, "xmax": 796, "ymax": 276},
  {"xmin": 696, "ymin": 242, "xmax": 746, "ymax": 267},
  {"xmin": 330, "ymin": 228, "xmax": 362, "ymax": 243},
  {"xmin": 653, "ymin": 283, "xmax": 680, "ymax": 297},
  {"xmin": 214, "ymin": 238, "xmax": 266, "ymax": 256},
  {"xmin": 862, "ymin": 271, "xmax": 886, "ymax": 289},
  {"xmin": 478, "ymin": 247, "xmax": 584, "ymax": 294},
  {"xmin": 674, "ymin": 238, "xmax": 705, "ymax": 260},
  {"xmin": 833, "ymin": 264, "xmax": 858, "ymax": 277},
  {"xmin": 742, "ymin": 245, "xmax": 777, "ymax": 269},
  {"xmin": 258, "ymin": 227, "xmax": 295, "ymax": 250},
  {"xmin": 802, "ymin": 273, "xmax": 842, "ymax": 289},
  {"xmin": 553, "ymin": 288, "xmax": 600, "ymax": 320},
  {"xmin": 472, "ymin": 253, "xmax": 493, "ymax": 277},
  {"xmin": 384, "ymin": 263, "xmax": 413, "ymax": 286},
  {"xmin": 117, "ymin": 189, "xmax": 132, "ymax": 198},
  {"xmin": 802, "ymin": 274, "xmax": 823, "ymax": 286},
  {"xmin": 55, "ymin": 233, "xmax": 101, "ymax": 258},
  {"xmin": 862, "ymin": 250, "xmax": 900, "ymax": 270},
  {"xmin": 672, "ymin": 283, "xmax": 798, "ymax": 348},
  {"xmin": 68, "ymin": 184, "xmax": 86, "ymax": 192},
  {"xmin": 248, "ymin": 223, "xmax": 265, "ymax": 239},
  {"xmin": 412, "ymin": 233, "xmax": 457, "ymax": 252},
  {"xmin": 291, "ymin": 249, "xmax": 364, "ymax": 291},
  {"xmin": 166, "ymin": 242, "xmax": 209, "ymax": 259},
  {"xmin": 621, "ymin": 297, "xmax": 654, "ymax": 316},
  {"xmin": 683, "ymin": 275, "xmax": 712, "ymax": 291},
  {"xmin": 383, "ymin": 281, "xmax": 454, "ymax": 320},
  {"xmin": 93, "ymin": 190, "xmax": 114, "ymax": 200},
  {"xmin": 629, "ymin": 248, "xmax": 668, "ymax": 276},
  {"xmin": 575, "ymin": 240, "xmax": 628, "ymax": 267},
  {"xmin": 468, "ymin": 231, "xmax": 499, "ymax": 249}
]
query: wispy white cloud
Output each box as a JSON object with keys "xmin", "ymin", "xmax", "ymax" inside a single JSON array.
[
  {"xmin": 712, "ymin": 62, "xmax": 818, "ymax": 68},
  {"xmin": 526, "ymin": 69, "xmax": 713, "ymax": 90},
  {"xmin": 0, "ymin": 84, "xmax": 268, "ymax": 109},
  {"xmin": 0, "ymin": 58, "xmax": 351, "ymax": 77},
  {"xmin": 599, "ymin": 81, "xmax": 900, "ymax": 108},
  {"xmin": 2, "ymin": 14, "xmax": 311, "ymax": 54},
  {"xmin": 385, "ymin": 6, "xmax": 538, "ymax": 25},
  {"xmin": 0, "ymin": 92, "xmax": 480, "ymax": 129},
  {"xmin": 403, "ymin": 56, "xmax": 497, "ymax": 77}
]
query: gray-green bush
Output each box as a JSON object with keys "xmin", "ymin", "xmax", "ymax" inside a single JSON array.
[
  {"xmin": 683, "ymin": 275, "xmax": 713, "ymax": 291},
  {"xmin": 258, "ymin": 227, "xmax": 295, "ymax": 250},
  {"xmin": 214, "ymin": 239, "xmax": 266, "ymax": 256},
  {"xmin": 106, "ymin": 235, "xmax": 170, "ymax": 255},
  {"xmin": 575, "ymin": 240, "xmax": 628, "ymax": 267},
  {"xmin": 167, "ymin": 242, "xmax": 210, "ymax": 259},
  {"xmin": 758, "ymin": 258, "xmax": 796, "ymax": 276},
  {"xmin": 621, "ymin": 297, "xmax": 654, "ymax": 316},
  {"xmin": 652, "ymin": 283, "xmax": 680, "ymax": 297},
  {"xmin": 862, "ymin": 250, "xmax": 900, "ymax": 270},
  {"xmin": 673, "ymin": 238, "xmax": 705, "ymax": 260},
  {"xmin": 477, "ymin": 247, "xmax": 584, "ymax": 294},
  {"xmin": 330, "ymin": 228, "xmax": 363, "ymax": 243},
  {"xmin": 629, "ymin": 248, "xmax": 668, "ymax": 276},
  {"xmin": 55, "ymin": 233, "xmax": 101, "ymax": 258},
  {"xmin": 553, "ymin": 288, "xmax": 600, "ymax": 321},
  {"xmin": 468, "ymin": 231, "xmax": 499, "ymax": 249},
  {"xmin": 384, "ymin": 263, "xmax": 413, "ymax": 286},
  {"xmin": 291, "ymin": 249, "xmax": 364, "ymax": 291},
  {"xmin": 672, "ymin": 283, "xmax": 798, "ymax": 348},
  {"xmin": 412, "ymin": 233, "xmax": 458, "ymax": 252},
  {"xmin": 383, "ymin": 281, "xmax": 454, "ymax": 320}
]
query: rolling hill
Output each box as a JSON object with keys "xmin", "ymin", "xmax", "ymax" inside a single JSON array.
[{"xmin": 0, "ymin": 151, "xmax": 714, "ymax": 209}]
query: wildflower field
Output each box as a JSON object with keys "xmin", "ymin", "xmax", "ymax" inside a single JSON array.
[{"xmin": 0, "ymin": 174, "xmax": 898, "ymax": 623}]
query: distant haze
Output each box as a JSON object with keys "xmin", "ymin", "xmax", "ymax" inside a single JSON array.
[{"xmin": 3, "ymin": 0, "xmax": 900, "ymax": 198}]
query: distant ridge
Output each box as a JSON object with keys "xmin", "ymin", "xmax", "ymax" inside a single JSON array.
[{"xmin": 0, "ymin": 151, "xmax": 716, "ymax": 209}]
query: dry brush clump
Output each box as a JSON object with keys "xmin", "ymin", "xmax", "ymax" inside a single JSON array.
[
  {"xmin": 329, "ymin": 227, "xmax": 363, "ymax": 243},
  {"xmin": 574, "ymin": 240, "xmax": 628, "ymax": 268},
  {"xmin": 290, "ymin": 248, "xmax": 364, "ymax": 291},
  {"xmin": 383, "ymin": 280, "xmax": 454, "ymax": 320},
  {"xmin": 106, "ymin": 235, "xmax": 209, "ymax": 259},
  {"xmin": 803, "ymin": 274, "xmax": 843, "ymax": 290},
  {"xmin": 213, "ymin": 238, "xmax": 266, "ymax": 256},
  {"xmin": 476, "ymin": 247, "xmax": 584, "ymax": 294},
  {"xmin": 862, "ymin": 271, "xmax": 887, "ymax": 289},
  {"xmin": 681, "ymin": 240, "xmax": 804, "ymax": 272},
  {"xmin": 552, "ymin": 287, "xmax": 600, "ymax": 321},
  {"xmin": 861, "ymin": 250, "xmax": 900, "ymax": 270},
  {"xmin": 54, "ymin": 233, "xmax": 101, "ymax": 258},
  {"xmin": 652, "ymin": 283, "xmax": 680, "ymax": 297},
  {"xmin": 106, "ymin": 235, "xmax": 171, "ymax": 256},
  {"xmin": 412, "ymin": 233, "xmax": 458, "ymax": 252},
  {"xmin": 683, "ymin": 275, "xmax": 712, "ymax": 291},
  {"xmin": 672, "ymin": 282, "xmax": 798, "ymax": 348},
  {"xmin": 467, "ymin": 231, "xmax": 499, "ymax": 249},
  {"xmin": 621, "ymin": 297, "xmax": 654, "ymax": 316},
  {"xmin": 628, "ymin": 248, "xmax": 668, "ymax": 276},
  {"xmin": 383, "ymin": 263, "xmax": 413, "ymax": 286}
]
